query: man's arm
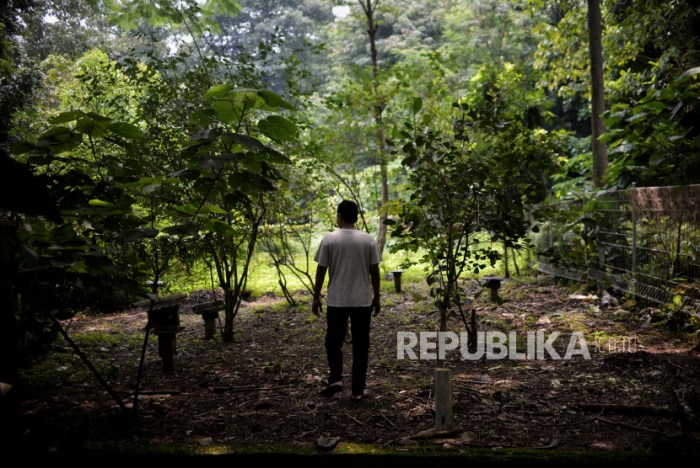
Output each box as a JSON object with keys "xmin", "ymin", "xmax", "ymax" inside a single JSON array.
[
  {"xmin": 369, "ymin": 263, "xmax": 381, "ymax": 316},
  {"xmin": 311, "ymin": 265, "xmax": 327, "ymax": 317}
]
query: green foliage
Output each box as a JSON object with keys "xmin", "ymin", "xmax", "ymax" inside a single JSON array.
[
  {"xmin": 388, "ymin": 110, "xmax": 493, "ymax": 333},
  {"xmin": 17, "ymin": 352, "xmax": 83, "ymax": 388},
  {"xmin": 171, "ymin": 77, "xmax": 297, "ymax": 341},
  {"xmin": 441, "ymin": 0, "xmax": 543, "ymax": 77},
  {"xmin": 6, "ymin": 33, "xmax": 299, "ymax": 353},
  {"xmin": 390, "ymin": 114, "xmax": 500, "ymax": 276},
  {"xmin": 9, "ymin": 95, "xmax": 156, "ymax": 322},
  {"xmin": 1, "ymin": 0, "xmax": 46, "ymax": 187},
  {"xmin": 6, "ymin": 0, "xmax": 700, "ymax": 367},
  {"xmin": 661, "ymin": 294, "xmax": 700, "ymax": 334},
  {"xmin": 388, "ymin": 59, "xmax": 566, "ymax": 336},
  {"xmin": 70, "ymin": 330, "xmax": 145, "ymax": 349},
  {"xmin": 602, "ymin": 67, "xmax": 700, "ymax": 187},
  {"xmin": 531, "ymin": 0, "xmax": 590, "ymax": 113},
  {"xmin": 103, "ymin": 0, "xmax": 242, "ymax": 34},
  {"xmin": 257, "ymin": 157, "xmax": 329, "ymax": 302}
]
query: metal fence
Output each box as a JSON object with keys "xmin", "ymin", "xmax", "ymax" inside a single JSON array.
[{"xmin": 534, "ymin": 185, "xmax": 700, "ymax": 317}]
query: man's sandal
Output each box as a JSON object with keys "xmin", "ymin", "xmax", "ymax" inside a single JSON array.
[
  {"xmin": 320, "ymin": 382, "xmax": 343, "ymax": 397},
  {"xmin": 351, "ymin": 391, "xmax": 368, "ymax": 401}
]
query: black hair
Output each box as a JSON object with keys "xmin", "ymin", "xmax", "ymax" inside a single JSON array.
[{"xmin": 337, "ymin": 199, "xmax": 359, "ymax": 223}]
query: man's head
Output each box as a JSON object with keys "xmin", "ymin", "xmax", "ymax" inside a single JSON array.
[{"xmin": 337, "ymin": 199, "xmax": 359, "ymax": 224}]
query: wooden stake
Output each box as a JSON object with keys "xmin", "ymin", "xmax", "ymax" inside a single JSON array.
[{"xmin": 435, "ymin": 368, "xmax": 453, "ymax": 431}]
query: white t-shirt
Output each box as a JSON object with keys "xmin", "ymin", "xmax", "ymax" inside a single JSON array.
[{"xmin": 314, "ymin": 228, "xmax": 382, "ymax": 307}]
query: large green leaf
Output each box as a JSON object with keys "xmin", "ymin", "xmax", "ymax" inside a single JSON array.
[
  {"xmin": 205, "ymin": 204, "xmax": 228, "ymax": 214},
  {"xmin": 207, "ymin": 89, "xmax": 263, "ymax": 123},
  {"xmin": 229, "ymin": 171, "xmax": 277, "ymax": 192},
  {"xmin": 202, "ymin": 83, "xmax": 233, "ymax": 100},
  {"xmin": 221, "ymin": 133, "xmax": 267, "ymax": 152},
  {"xmin": 221, "ymin": 133, "xmax": 291, "ymax": 164},
  {"xmin": 75, "ymin": 116, "xmax": 109, "ymax": 138},
  {"xmin": 171, "ymin": 168, "xmax": 201, "ymax": 180},
  {"xmin": 173, "ymin": 204, "xmax": 203, "ymax": 216},
  {"xmin": 85, "ymin": 112, "xmax": 112, "ymax": 123},
  {"xmin": 258, "ymin": 90, "xmax": 296, "ymax": 111},
  {"xmin": 193, "ymin": 178, "xmax": 218, "ymax": 197},
  {"xmin": 119, "ymin": 227, "xmax": 159, "ymax": 242},
  {"xmin": 412, "ymin": 97, "xmax": 423, "ymax": 113},
  {"xmin": 108, "ymin": 122, "xmax": 145, "ymax": 139},
  {"xmin": 37, "ymin": 126, "xmax": 76, "ymax": 142},
  {"xmin": 244, "ymin": 152, "xmax": 288, "ymax": 171},
  {"xmin": 189, "ymin": 128, "xmax": 220, "ymax": 142},
  {"xmin": 88, "ymin": 199, "xmax": 112, "ymax": 207},
  {"xmin": 224, "ymin": 192, "xmax": 246, "ymax": 207},
  {"xmin": 205, "ymin": 218, "xmax": 236, "ymax": 236},
  {"xmin": 211, "ymin": 100, "xmax": 242, "ymax": 124},
  {"xmin": 50, "ymin": 110, "xmax": 84, "ymax": 124},
  {"xmin": 257, "ymin": 115, "xmax": 297, "ymax": 142},
  {"xmin": 200, "ymin": 157, "xmax": 227, "ymax": 170},
  {"xmin": 162, "ymin": 224, "xmax": 199, "ymax": 236},
  {"xmin": 259, "ymin": 148, "xmax": 291, "ymax": 165},
  {"xmin": 10, "ymin": 141, "xmax": 37, "ymax": 155},
  {"xmin": 86, "ymin": 197, "xmax": 134, "ymax": 215},
  {"xmin": 142, "ymin": 182, "xmax": 162, "ymax": 194}
]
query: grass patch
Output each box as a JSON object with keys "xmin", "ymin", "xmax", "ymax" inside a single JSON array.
[
  {"xmin": 67, "ymin": 440, "xmax": 672, "ymax": 464},
  {"xmin": 160, "ymin": 237, "xmax": 531, "ymax": 300}
]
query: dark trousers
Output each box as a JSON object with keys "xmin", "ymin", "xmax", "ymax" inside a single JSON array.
[{"xmin": 325, "ymin": 306, "xmax": 372, "ymax": 395}]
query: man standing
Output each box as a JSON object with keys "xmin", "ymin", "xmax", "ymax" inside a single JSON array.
[{"xmin": 312, "ymin": 200, "xmax": 381, "ymax": 401}]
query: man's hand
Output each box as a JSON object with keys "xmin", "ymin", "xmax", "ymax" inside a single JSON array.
[
  {"xmin": 312, "ymin": 265, "xmax": 327, "ymax": 318},
  {"xmin": 372, "ymin": 296, "xmax": 381, "ymax": 316},
  {"xmin": 312, "ymin": 298, "xmax": 323, "ymax": 317},
  {"xmin": 369, "ymin": 264, "xmax": 381, "ymax": 316}
]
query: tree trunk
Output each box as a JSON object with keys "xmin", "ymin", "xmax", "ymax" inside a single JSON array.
[
  {"xmin": 437, "ymin": 297, "xmax": 448, "ymax": 332},
  {"xmin": 222, "ymin": 286, "xmax": 235, "ymax": 343},
  {"xmin": 221, "ymin": 208, "xmax": 263, "ymax": 343},
  {"xmin": 468, "ymin": 306, "xmax": 477, "ymax": 352},
  {"xmin": 376, "ymin": 132, "xmax": 389, "ymax": 254},
  {"xmin": 588, "ymin": 0, "xmax": 608, "ymax": 187},
  {"xmin": 361, "ymin": 0, "xmax": 389, "ymax": 254}
]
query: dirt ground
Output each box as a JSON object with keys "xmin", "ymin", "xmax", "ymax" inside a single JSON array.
[{"xmin": 12, "ymin": 273, "xmax": 700, "ymax": 463}]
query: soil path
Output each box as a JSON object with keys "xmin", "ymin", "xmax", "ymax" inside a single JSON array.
[{"xmin": 14, "ymin": 274, "xmax": 700, "ymax": 463}]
